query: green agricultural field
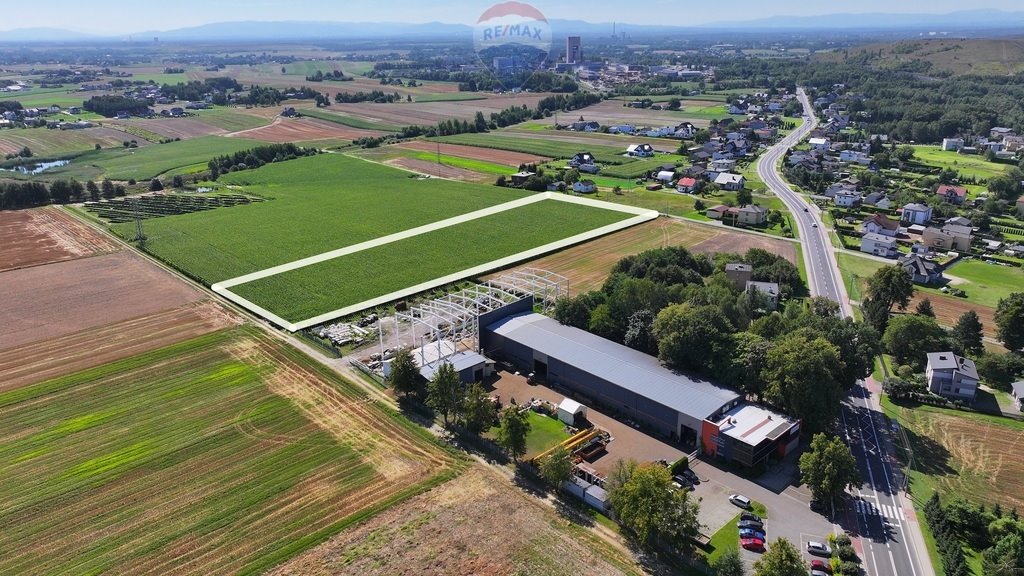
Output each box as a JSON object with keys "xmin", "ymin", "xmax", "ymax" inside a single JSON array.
[
  {"xmin": 0, "ymin": 88, "xmax": 90, "ymax": 109},
  {"xmin": 0, "ymin": 328, "xmax": 457, "ymax": 575},
  {"xmin": 837, "ymin": 252, "xmax": 885, "ymax": 301},
  {"xmin": 109, "ymin": 154, "xmax": 531, "ymax": 283},
  {"xmin": 48, "ymin": 135, "xmax": 263, "ymax": 181},
  {"xmin": 0, "ymin": 127, "xmax": 126, "ymax": 158},
  {"xmin": 230, "ymin": 198, "xmax": 631, "ymax": 322},
  {"xmin": 434, "ymin": 133, "xmax": 629, "ymax": 164},
  {"xmin": 911, "ymin": 146, "xmax": 1011, "ymax": 180},
  {"xmin": 932, "ymin": 259, "xmax": 1024, "ymax": 308},
  {"xmin": 300, "ymin": 108, "xmax": 402, "ymax": 131},
  {"xmin": 402, "ymin": 151, "xmax": 512, "ymax": 175},
  {"xmin": 194, "ymin": 108, "xmax": 271, "ymax": 132},
  {"xmin": 414, "ymin": 93, "xmax": 487, "ymax": 103}
]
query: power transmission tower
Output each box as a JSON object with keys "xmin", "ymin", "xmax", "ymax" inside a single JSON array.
[{"xmin": 133, "ymin": 197, "xmax": 147, "ymax": 249}]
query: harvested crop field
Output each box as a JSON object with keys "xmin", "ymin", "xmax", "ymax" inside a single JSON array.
[
  {"xmin": 0, "ymin": 300, "xmax": 239, "ymax": 391},
  {"xmin": 269, "ymin": 466, "xmax": 641, "ymax": 576},
  {"xmin": 0, "ymin": 207, "xmax": 119, "ymax": 272},
  {"xmin": 908, "ymin": 292, "xmax": 998, "ymax": 338},
  {"xmin": 326, "ymin": 94, "xmax": 549, "ymax": 126},
  {"xmin": 0, "ymin": 327, "xmax": 458, "ymax": 575},
  {"xmin": 388, "ymin": 157, "xmax": 483, "ymax": 181},
  {"xmin": 114, "ymin": 117, "xmax": 227, "ymax": 139},
  {"xmin": 500, "ymin": 217, "xmax": 797, "ymax": 293},
  {"xmin": 0, "ymin": 126, "xmax": 143, "ymax": 157},
  {"xmin": 0, "ymin": 250, "xmax": 204, "ymax": 350},
  {"xmin": 227, "ymin": 117, "xmax": 386, "ymax": 142},
  {"xmin": 395, "ymin": 140, "xmax": 549, "ymax": 166}
]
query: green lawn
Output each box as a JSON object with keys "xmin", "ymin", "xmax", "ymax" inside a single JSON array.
[
  {"xmin": 47, "ymin": 135, "xmax": 263, "ymax": 181},
  {"xmin": 109, "ymin": 153, "xmax": 532, "ymax": 283},
  {"xmin": 706, "ymin": 513, "xmax": 741, "ymax": 564},
  {"xmin": 523, "ymin": 411, "xmax": 572, "ymax": 459},
  {"xmin": 300, "ymin": 108, "xmax": 402, "ymax": 132},
  {"xmin": 910, "ymin": 146, "xmax": 1011, "ymax": 180},
  {"xmin": 837, "ymin": 253, "xmax": 886, "ymax": 302},
  {"xmin": 230, "ymin": 198, "xmax": 630, "ymax": 323},
  {"xmin": 0, "ymin": 88, "xmax": 91, "ymax": 108},
  {"xmin": 0, "ymin": 327, "xmax": 456, "ymax": 574},
  {"xmin": 932, "ymin": 259, "xmax": 1024, "ymax": 308}
]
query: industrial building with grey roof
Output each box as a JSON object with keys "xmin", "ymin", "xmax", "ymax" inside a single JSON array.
[{"xmin": 483, "ymin": 312, "xmax": 741, "ymax": 444}]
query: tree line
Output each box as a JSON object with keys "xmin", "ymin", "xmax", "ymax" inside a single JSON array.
[
  {"xmin": 207, "ymin": 143, "xmax": 318, "ymax": 179},
  {"xmin": 0, "ymin": 178, "xmax": 125, "ymax": 210},
  {"xmin": 83, "ymin": 95, "xmax": 152, "ymax": 118},
  {"xmin": 159, "ymin": 77, "xmax": 241, "ymax": 102},
  {"xmin": 333, "ymin": 90, "xmax": 402, "ymax": 104}
]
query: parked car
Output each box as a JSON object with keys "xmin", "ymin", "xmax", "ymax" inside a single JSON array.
[
  {"xmin": 738, "ymin": 528, "xmax": 766, "ymax": 541},
  {"xmin": 729, "ymin": 494, "xmax": 752, "ymax": 509},
  {"xmin": 740, "ymin": 512, "xmax": 762, "ymax": 523},
  {"xmin": 811, "ymin": 571, "xmax": 831, "ymax": 576},
  {"xmin": 740, "ymin": 537, "xmax": 765, "ymax": 552},
  {"xmin": 809, "ymin": 499, "xmax": 827, "ymax": 513},
  {"xmin": 737, "ymin": 519, "xmax": 764, "ymax": 530},
  {"xmin": 681, "ymin": 468, "xmax": 699, "ymax": 484},
  {"xmin": 807, "ymin": 541, "xmax": 832, "ymax": 557},
  {"xmin": 810, "ymin": 559, "xmax": 832, "ymax": 573}
]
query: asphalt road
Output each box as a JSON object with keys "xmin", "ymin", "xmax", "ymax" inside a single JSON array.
[{"xmin": 756, "ymin": 89, "xmax": 932, "ymax": 576}]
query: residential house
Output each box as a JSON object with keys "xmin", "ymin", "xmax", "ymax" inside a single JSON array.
[
  {"xmin": 941, "ymin": 138, "xmax": 964, "ymax": 151},
  {"xmin": 609, "ymin": 124, "xmax": 635, "ymax": 135},
  {"xmin": 926, "ymin": 352, "xmax": 980, "ymax": 403},
  {"xmin": 1011, "ymin": 382, "xmax": 1024, "ymax": 410},
  {"xmin": 839, "ymin": 150, "xmax": 871, "ymax": 165},
  {"xmin": 902, "ymin": 203, "xmax": 933, "ymax": 225},
  {"xmin": 280, "ymin": 107, "xmax": 298, "ymax": 117},
  {"xmin": 863, "ymin": 191, "xmax": 885, "ymax": 206},
  {"xmin": 169, "ymin": 107, "xmax": 185, "ymax": 117},
  {"xmin": 725, "ymin": 263, "xmax": 753, "ymax": 291},
  {"xmin": 875, "ymin": 197, "xmax": 894, "ymax": 210},
  {"xmin": 571, "ymin": 119, "xmax": 600, "ymax": 132},
  {"xmin": 569, "ymin": 152, "xmax": 596, "ymax": 167},
  {"xmin": 675, "ymin": 177, "xmax": 698, "ymax": 193},
  {"xmin": 991, "ymin": 127, "xmax": 1016, "ymax": 140},
  {"xmin": 673, "ymin": 122, "xmax": 697, "ymax": 139},
  {"xmin": 899, "ymin": 253, "xmax": 943, "ymax": 284},
  {"xmin": 923, "ymin": 223, "xmax": 973, "ymax": 252},
  {"xmin": 626, "ymin": 144, "xmax": 654, "ymax": 158},
  {"xmin": 736, "ymin": 205, "xmax": 768, "ymax": 226},
  {"xmin": 744, "ymin": 281, "xmax": 780, "ymax": 310},
  {"xmin": 946, "ymin": 216, "xmax": 972, "ymax": 228},
  {"xmin": 654, "ymin": 170, "xmax": 675, "ymax": 184},
  {"xmin": 833, "ymin": 191, "xmax": 862, "ymax": 208},
  {"xmin": 863, "ymin": 213, "xmax": 899, "ymax": 237},
  {"xmin": 935, "ymin": 184, "xmax": 968, "ymax": 205},
  {"xmin": 59, "ymin": 120, "xmax": 92, "ymax": 130},
  {"xmin": 714, "ymin": 172, "xmax": 745, "ymax": 191},
  {"xmin": 578, "ymin": 163, "xmax": 600, "ymax": 174},
  {"xmin": 711, "ymin": 158, "xmax": 737, "ymax": 172},
  {"xmin": 809, "ymin": 137, "xmax": 831, "ymax": 151},
  {"xmin": 510, "ymin": 171, "xmax": 536, "ymax": 186},
  {"xmin": 572, "ymin": 180, "xmax": 597, "ymax": 194},
  {"xmin": 861, "ymin": 233, "xmax": 899, "ymax": 258},
  {"xmin": 706, "ymin": 205, "xmax": 732, "ymax": 220}
]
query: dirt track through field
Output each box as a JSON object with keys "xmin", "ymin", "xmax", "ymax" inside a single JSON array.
[
  {"xmin": 226, "ymin": 117, "xmax": 386, "ymax": 142},
  {"xmin": 0, "ymin": 301, "xmax": 240, "ymax": 391},
  {"xmin": 0, "ymin": 207, "xmax": 119, "ymax": 271},
  {"xmin": 395, "ymin": 140, "xmax": 549, "ymax": 166},
  {"xmin": 0, "ymin": 250, "xmax": 205, "ymax": 351}
]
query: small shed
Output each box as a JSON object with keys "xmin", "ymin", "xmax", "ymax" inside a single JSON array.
[{"xmin": 557, "ymin": 398, "xmax": 587, "ymax": 426}]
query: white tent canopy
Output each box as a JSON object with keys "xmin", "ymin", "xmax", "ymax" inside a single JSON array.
[{"xmin": 557, "ymin": 398, "xmax": 587, "ymax": 425}]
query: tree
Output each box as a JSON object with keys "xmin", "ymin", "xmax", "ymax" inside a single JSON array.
[
  {"xmin": 149, "ymin": 178, "xmax": 164, "ymax": 192},
  {"xmin": 883, "ymin": 314, "xmax": 950, "ymax": 369},
  {"xmin": 653, "ymin": 303, "xmax": 735, "ymax": 376},
  {"xmin": 667, "ymin": 97, "xmax": 681, "ymax": 111},
  {"xmin": 496, "ymin": 406, "xmax": 530, "ymax": 460},
  {"xmin": 976, "ymin": 353, "xmax": 1024, "ymax": 391},
  {"xmin": 86, "ymin": 180, "xmax": 100, "ymax": 201},
  {"xmin": 712, "ymin": 547, "xmax": 746, "ymax": 576},
  {"xmin": 996, "ymin": 293, "xmax": 1024, "ymax": 350},
  {"xmin": 915, "ymin": 298, "xmax": 935, "ymax": 318},
  {"xmin": 388, "ymin": 348, "xmax": 423, "ymax": 398},
  {"xmin": 461, "ymin": 382, "xmax": 495, "ymax": 435},
  {"xmin": 951, "ymin": 310, "xmax": 984, "ymax": 356},
  {"xmin": 426, "ymin": 362, "xmax": 463, "ymax": 426},
  {"xmin": 623, "ymin": 309, "xmax": 657, "ymax": 354},
  {"xmin": 171, "ymin": 174, "xmax": 185, "ymax": 188},
  {"xmin": 866, "ymin": 265, "xmax": 914, "ymax": 312},
  {"xmin": 48, "ymin": 180, "xmax": 71, "ymax": 204},
  {"xmin": 753, "ymin": 537, "xmax": 805, "ymax": 576},
  {"xmin": 862, "ymin": 296, "xmax": 891, "ymax": 334},
  {"xmin": 474, "ymin": 111, "xmax": 488, "ymax": 132},
  {"xmin": 761, "ymin": 334, "xmax": 844, "ymax": 434},
  {"xmin": 799, "ymin": 433, "xmax": 862, "ymax": 504},
  {"xmin": 101, "ymin": 178, "xmax": 116, "ymax": 199},
  {"xmin": 538, "ymin": 446, "xmax": 573, "ymax": 488},
  {"xmin": 607, "ymin": 463, "xmax": 701, "ymax": 546},
  {"xmin": 735, "ymin": 188, "xmax": 753, "ymax": 206},
  {"xmin": 983, "ymin": 533, "xmax": 1024, "ymax": 576}
]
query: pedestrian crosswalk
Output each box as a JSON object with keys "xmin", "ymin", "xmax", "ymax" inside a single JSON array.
[{"xmin": 856, "ymin": 499, "xmax": 905, "ymax": 522}]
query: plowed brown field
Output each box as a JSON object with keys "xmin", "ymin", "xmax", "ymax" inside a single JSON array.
[
  {"xmin": 909, "ymin": 292, "xmax": 998, "ymax": 338},
  {"xmin": 227, "ymin": 117, "xmax": 386, "ymax": 142},
  {"xmin": 396, "ymin": 140, "xmax": 549, "ymax": 165},
  {"xmin": 0, "ymin": 250, "xmax": 204, "ymax": 351},
  {"xmin": 0, "ymin": 207, "xmax": 119, "ymax": 271}
]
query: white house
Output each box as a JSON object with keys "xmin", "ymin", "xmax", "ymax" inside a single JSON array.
[
  {"xmin": 861, "ymin": 233, "xmax": 899, "ymax": 258},
  {"xmin": 942, "ymin": 138, "xmax": 964, "ymax": 151},
  {"xmin": 839, "ymin": 150, "xmax": 871, "ymax": 165},
  {"xmin": 572, "ymin": 180, "xmax": 597, "ymax": 194},
  {"xmin": 902, "ymin": 203, "xmax": 933, "ymax": 225},
  {"xmin": 626, "ymin": 144, "xmax": 654, "ymax": 158},
  {"xmin": 809, "ymin": 137, "xmax": 831, "ymax": 151},
  {"xmin": 926, "ymin": 352, "xmax": 980, "ymax": 402},
  {"xmin": 833, "ymin": 191, "xmax": 862, "ymax": 208},
  {"xmin": 711, "ymin": 158, "xmax": 737, "ymax": 172},
  {"xmin": 1011, "ymin": 382, "xmax": 1024, "ymax": 410},
  {"xmin": 744, "ymin": 281, "xmax": 780, "ymax": 310},
  {"xmin": 862, "ymin": 213, "xmax": 900, "ymax": 238},
  {"xmin": 676, "ymin": 177, "xmax": 698, "ymax": 193},
  {"xmin": 655, "ymin": 170, "xmax": 675, "ymax": 184},
  {"xmin": 714, "ymin": 172, "xmax": 745, "ymax": 191}
]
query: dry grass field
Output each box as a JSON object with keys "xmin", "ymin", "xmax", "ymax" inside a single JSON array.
[
  {"xmin": 907, "ymin": 292, "xmax": 998, "ymax": 338},
  {"xmin": 0, "ymin": 207, "xmax": 119, "ymax": 272},
  {"xmin": 226, "ymin": 117, "xmax": 387, "ymax": 142},
  {"xmin": 269, "ymin": 466, "xmax": 642, "ymax": 576},
  {"xmin": 395, "ymin": 140, "xmax": 549, "ymax": 166},
  {"xmin": 386, "ymin": 157, "xmax": 485, "ymax": 181}
]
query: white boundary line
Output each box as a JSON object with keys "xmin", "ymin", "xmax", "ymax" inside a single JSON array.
[{"xmin": 211, "ymin": 192, "xmax": 657, "ymax": 331}]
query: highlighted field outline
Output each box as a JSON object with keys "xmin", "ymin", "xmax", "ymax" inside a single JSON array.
[{"xmin": 212, "ymin": 192, "xmax": 657, "ymax": 331}]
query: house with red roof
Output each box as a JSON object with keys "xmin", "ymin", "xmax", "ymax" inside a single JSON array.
[{"xmin": 935, "ymin": 184, "xmax": 968, "ymax": 205}]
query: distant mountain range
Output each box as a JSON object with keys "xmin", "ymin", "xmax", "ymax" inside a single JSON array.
[{"xmin": 3, "ymin": 10, "xmax": 1024, "ymax": 43}]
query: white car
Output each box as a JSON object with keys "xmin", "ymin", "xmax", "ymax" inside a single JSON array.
[
  {"xmin": 806, "ymin": 540, "xmax": 832, "ymax": 557},
  {"xmin": 729, "ymin": 494, "xmax": 752, "ymax": 509}
]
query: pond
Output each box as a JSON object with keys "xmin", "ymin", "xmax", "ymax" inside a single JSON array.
[{"xmin": 0, "ymin": 159, "xmax": 70, "ymax": 175}]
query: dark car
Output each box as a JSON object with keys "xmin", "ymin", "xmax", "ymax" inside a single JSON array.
[
  {"xmin": 672, "ymin": 475, "xmax": 694, "ymax": 490},
  {"xmin": 681, "ymin": 468, "xmax": 699, "ymax": 483},
  {"xmin": 737, "ymin": 519, "xmax": 764, "ymax": 530},
  {"xmin": 740, "ymin": 512, "xmax": 762, "ymax": 523}
]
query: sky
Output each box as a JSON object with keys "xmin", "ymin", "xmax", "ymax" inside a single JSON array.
[{"xmin": 4, "ymin": 0, "xmax": 1023, "ymax": 35}]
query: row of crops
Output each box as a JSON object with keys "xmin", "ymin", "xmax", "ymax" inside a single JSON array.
[{"xmin": 84, "ymin": 193, "xmax": 264, "ymax": 223}]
